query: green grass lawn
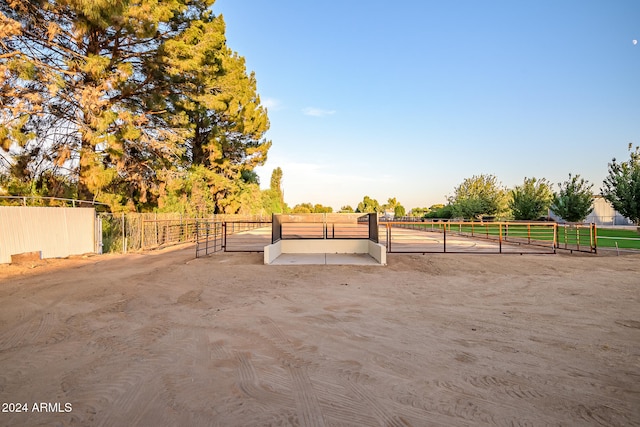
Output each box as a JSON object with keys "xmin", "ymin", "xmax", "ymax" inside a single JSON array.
[{"xmin": 594, "ymin": 227, "xmax": 640, "ymax": 249}]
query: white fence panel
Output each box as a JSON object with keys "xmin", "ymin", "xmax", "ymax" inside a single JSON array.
[{"xmin": 0, "ymin": 206, "xmax": 96, "ymax": 264}]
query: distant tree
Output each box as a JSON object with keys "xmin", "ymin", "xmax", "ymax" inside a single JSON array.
[
  {"xmin": 381, "ymin": 197, "xmax": 404, "ymax": 217},
  {"xmin": 262, "ymin": 167, "xmax": 285, "ymax": 213},
  {"xmin": 339, "ymin": 205, "xmax": 354, "ymax": 213},
  {"xmin": 289, "ymin": 202, "xmax": 332, "ymax": 213},
  {"xmin": 356, "ymin": 196, "xmax": 380, "ymax": 213},
  {"xmin": 292, "ymin": 203, "xmax": 313, "ymax": 214},
  {"xmin": 270, "ymin": 168, "xmax": 283, "ymax": 197},
  {"xmin": 382, "ymin": 197, "xmax": 398, "ymax": 211},
  {"xmin": 424, "ymin": 204, "xmax": 454, "ymax": 219},
  {"xmin": 448, "ymin": 174, "xmax": 508, "ymax": 220},
  {"xmin": 509, "ymin": 177, "xmax": 554, "ymax": 220},
  {"xmin": 551, "ymin": 174, "xmax": 594, "ymax": 222},
  {"xmin": 313, "ymin": 204, "xmax": 333, "ymax": 213},
  {"xmin": 602, "ymin": 144, "xmax": 640, "ymax": 225},
  {"xmin": 409, "ymin": 207, "xmax": 429, "ymax": 217}
]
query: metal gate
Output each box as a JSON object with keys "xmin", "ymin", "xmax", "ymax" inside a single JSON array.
[{"xmin": 195, "ymin": 221, "xmax": 272, "ymax": 257}]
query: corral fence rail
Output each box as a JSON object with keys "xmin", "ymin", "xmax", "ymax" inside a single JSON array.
[
  {"xmin": 382, "ymin": 220, "xmax": 559, "ymax": 254},
  {"xmin": 556, "ymin": 223, "xmax": 597, "ymax": 253},
  {"xmin": 195, "ymin": 219, "xmax": 272, "ymax": 257},
  {"xmin": 382, "ymin": 220, "xmax": 597, "ymax": 254},
  {"xmin": 100, "ymin": 213, "xmax": 269, "ymax": 254}
]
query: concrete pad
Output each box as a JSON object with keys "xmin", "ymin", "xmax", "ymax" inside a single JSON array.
[
  {"xmin": 325, "ymin": 253, "xmax": 380, "ymax": 265},
  {"xmin": 270, "ymin": 253, "xmax": 326, "ymax": 265},
  {"xmin": 270, "ymin": 253, "xmax": 381, "ymax": 265}
]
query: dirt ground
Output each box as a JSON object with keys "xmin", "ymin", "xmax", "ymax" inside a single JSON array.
[{"xmin": 0, "ymin": 246, "xmax": 639, "ymax": 426}]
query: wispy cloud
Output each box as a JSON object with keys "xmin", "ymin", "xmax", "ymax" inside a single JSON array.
[
  {"xmin": 302, "ymin": 107, "xmax": 336, "ymax": 117},
  {"xmin": 262, "ymin": 97, "xmax": 283, "ymax": 111}
]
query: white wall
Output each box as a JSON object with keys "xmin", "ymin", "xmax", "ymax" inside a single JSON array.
[
  {"xmin": 264, "ymin": 239, "xmax": 386, "ymax": 265},
  {"xmin": 0, "ymin": 206, "xmax": 96, "ymax": 264}
]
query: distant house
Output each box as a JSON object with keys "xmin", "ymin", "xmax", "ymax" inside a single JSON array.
[{"xmin": 550, "ymin": 195, "xmax": 633, "ymax": 225}]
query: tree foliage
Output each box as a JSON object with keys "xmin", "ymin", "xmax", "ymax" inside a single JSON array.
[
  {"xmin": 291, "ymin": 203, "xmax": 332, "ymax": 213},
  {"xmin": 601, "ymin": 144, "xmax": 640, "ymax": 225},
  {"xmin": 381, "ymin": 197, "xmax": 405, "ymax": 218},
  {"xmin": 262, "ymin": 167, "xmax": 285, "ymax": 214},
  {"xmin": 551, "ymin": 174, "xmax": 594, "ymax": 222},
  {"xmin": 394, "ymin": 204, "xmax": 406, "ymax": 218},
  {"xmin": 0, "ymin": 0, "xmax": 270, "ymax": 212},
  {"xmin": 423, "ymin": 204, "xmax": 453, "ymax": 219},
  {"xmin": 509, "ymin": 177, "xmax": 553, "ymax": 220},
  {"xmin": 356, "ymin": 196, "xmax": 380, "ymax": 213},
  {"xmin": 448, "ymin": 174, "xmax": 508, "ymax": 220}
]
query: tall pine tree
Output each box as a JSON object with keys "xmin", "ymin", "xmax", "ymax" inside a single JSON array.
[{"xmin": 0, "ymin": 0, "xmax": 270, "ymax": 212}]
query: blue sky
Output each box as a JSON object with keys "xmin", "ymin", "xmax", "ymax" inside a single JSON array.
[{"xmin": 214, "ymin": 0, "xmax": 640, "ymax": 211}]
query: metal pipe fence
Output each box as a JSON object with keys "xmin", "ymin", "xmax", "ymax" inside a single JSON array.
[
  {"xmin": 195, "ymin": 220, "xmax": 272, "ymax": 256},
  {"xmin": 100, "ymin": 213, "xmax": 269, "ymax": 254},
  {"xmin": 0, "ymin": 195, "xmax": 110, "ymax": 208},
  {"xmin": 271, "ymin": 213, "xmax": 377, "ymax": 242},
  {"xmin": 383, "ymin": 221, "xmax": 560, "ymax": 254},
  {"xmin": 555, "ymin": 223, "xmax": 597, "ymax": 253}
]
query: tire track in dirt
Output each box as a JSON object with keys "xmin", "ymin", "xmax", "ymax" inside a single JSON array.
[
  {"xmin": 235, "ymin": 351, "xmax": 294, "ymax": 407},
  {"xmin": 347, "ymin": 382, "xmax": 412, "ymax": 427},
  {"xmin": 257, "ymin": 317, "xmax": 327, "ymax": 427},
  {"xmin": 0, "ymin": 286, "xmax": 76, "ymax": 352},
  {"xmin": 57, "ymin": 322, "xmax": 182, "ymax": 425},
  {"xmin": 0, "ymin": 310, "xmax": 63, "ymax": 352}
]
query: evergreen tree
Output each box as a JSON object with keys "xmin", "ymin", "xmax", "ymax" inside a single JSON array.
[
  {"xmin": 0, "ymin": 0, "xmax": 270, "ymax": 212},
  {"xmin": 261, "ymin": 167, "xmax": 284, "ymax": 214}
]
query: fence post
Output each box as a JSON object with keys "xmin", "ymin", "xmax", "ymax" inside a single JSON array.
[
  {"xmin": 443, "ymin": 224, "xmax": 447, "ymax": 253},
  {"xmin": 222, "ymin": 222, "xmax": 227, "ymax": 251},
  {"xmin": 591, "ymin": 223, "xmax": 597, "ymax": 254},
  {"xmin": 121, "ymin": 212, "xmax": 126, "ymax": 254},
  {"xmin": 498, "ymin": 223, "xmax": 503, "ymax": 253},
  {"xmin": 206, "ymin": 222, "xmax": 210, "ymax": 255},
  {"xmin": 387, "ymin": 223, "xmax": 391, "ymax": 252}
]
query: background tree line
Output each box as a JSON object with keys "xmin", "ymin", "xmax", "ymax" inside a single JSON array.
[
  {"xmin": 1, "ymin": 0, "xmax": 638, "ymax": 223},
  {"xmin": 421, "ymin": 144, "xmax": 640, "ymax": 225}
]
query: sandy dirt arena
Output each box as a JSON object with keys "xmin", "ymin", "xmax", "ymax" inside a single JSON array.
[{"xmin": 0, "ymin": 246, "xmax": 639, "ymax": 426}]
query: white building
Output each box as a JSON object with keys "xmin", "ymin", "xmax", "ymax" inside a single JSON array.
[{"xmin": 551, "ymin": 196, "xmax": 633, "ymax": 225}]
